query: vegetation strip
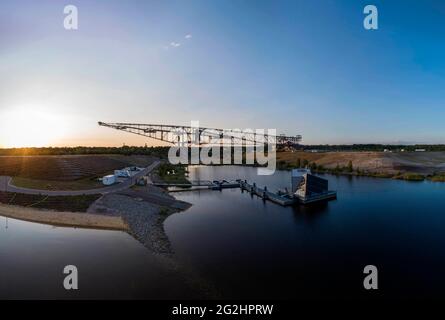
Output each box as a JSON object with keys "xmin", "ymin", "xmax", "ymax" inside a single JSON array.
[
  {"xmin": 0, "ymin": 191, "xmax": 101, "ymax": 212},
  {"xmin": 28, "ymin": 195, "xmax": 49, "ymax": 207}
]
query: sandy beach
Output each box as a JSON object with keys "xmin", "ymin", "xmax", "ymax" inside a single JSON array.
[{"xmin": 0, "ymin": 203, "xmax": 128, "ymax": 231}]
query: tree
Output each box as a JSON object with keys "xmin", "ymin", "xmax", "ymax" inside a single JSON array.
[
  {"xmin": 347, "ymin": 160, "xmax": 353, "ymax": 172},
  {"xmin": 310, "ymin": 162, "xmax": 317, "ymax": 171},
  {"xmin": 296, "ymin": 158, "xmax": 301, "ymax": 168}
]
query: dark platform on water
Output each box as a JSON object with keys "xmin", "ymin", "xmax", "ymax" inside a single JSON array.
[
  {"xmin": 152, "ymin": 176, "xmax": 337, "ymax": 206},
  {"xmin": 239, "ymin": 180, "xmax": 336, "ymax": 206}
]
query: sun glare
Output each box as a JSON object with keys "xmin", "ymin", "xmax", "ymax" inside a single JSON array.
[{"xmin": 0, "ymin": 107, "xmax": 67, "ymax": 148}]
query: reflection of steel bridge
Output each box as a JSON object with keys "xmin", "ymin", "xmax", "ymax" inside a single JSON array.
[{"xmin": 98, "ymin": 122, "xmax": 302, "ymax": 147}]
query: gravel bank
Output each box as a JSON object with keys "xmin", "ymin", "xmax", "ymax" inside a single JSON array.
[
  {"xmin": 88, "ymin": 186, "xmax": 191, "ymax": 254},
  {"xmin": 87, "ymin": 187, "xmax": 220, "ymax": 298}
]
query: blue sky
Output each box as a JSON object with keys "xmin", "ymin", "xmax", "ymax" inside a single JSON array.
[{"xmin": 1, "ymin": 0, "xmax": 445, "ymax": 146}]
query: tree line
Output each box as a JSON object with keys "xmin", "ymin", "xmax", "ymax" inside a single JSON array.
[
  {"xmin": 2, "ymin": 144, "xmax": 445, "ymax": 157},
  {"xmin": 0, "ymin": 146, "xmax": 171, "ymax": 157},
  {"xmin": 301, "ymin": 144, "xmax": 445, "ymax": 152}
]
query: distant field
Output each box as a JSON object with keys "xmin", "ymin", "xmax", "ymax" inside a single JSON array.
[
  {"xmin": 0, "ymin": 191, "xmax": 101, "ymax": 212},
  {"xmin": 277, "ymin": 151, "xmax": 445, "ymax": 175},
  {"xmin": 277, "ymin": 151, "xmax": 388, "ymax": 171},
  {"xmin": 0, "ymin": 155, "xmax": 156, "ymax": 181}
]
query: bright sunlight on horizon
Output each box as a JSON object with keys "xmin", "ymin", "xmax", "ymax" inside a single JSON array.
[{"xmin": 0, "ymin": 106, "xmax": 70, "ymax": 148}]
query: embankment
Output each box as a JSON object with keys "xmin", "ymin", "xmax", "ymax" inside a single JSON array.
[
  {"xmin": 277, "ymin": 151, "xmax": 445, "ymax": 181},
  {"xmin": 0, "ymin": 203, "xmax": 127, "ymax": 231}
]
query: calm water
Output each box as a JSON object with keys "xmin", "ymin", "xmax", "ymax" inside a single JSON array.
[
  {"xmin": 2, "ymin": 165, "xmax": 445, "ymax": 299},
  {"xmin": 164, "ymin": 165, "xmax": 445, "ymax": 299},
  {"xmin": 0, "ymin": 218, "xmax": 197, "ymax": 299}
]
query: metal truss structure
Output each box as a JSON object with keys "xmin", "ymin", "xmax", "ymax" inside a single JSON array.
[{"xmin": 98, "ymin": 122, "xmax": 302, "ymax": 147}]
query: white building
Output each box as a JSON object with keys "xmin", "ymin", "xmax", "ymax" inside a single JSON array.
[
  {"xmin": 102, "ymin": 175, "xmax": 116, "ymax": 186},
  {"xmin": 114, "ymin": 169, "xmax": 131, "ymax": 178}
]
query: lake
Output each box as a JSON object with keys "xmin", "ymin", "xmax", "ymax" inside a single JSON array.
[
  {"xmin": 165, "ymin": 165, "xmax": 445, "ymax": 299},
  {"xmin": 0, "ymin": 217, "xmax": 198, "ymax": 299},
  {"xmin": 2, "ymin": 165, "xmax": 445, "ymax": 299}
]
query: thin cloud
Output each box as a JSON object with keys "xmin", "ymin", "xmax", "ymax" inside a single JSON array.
[{"xmin": 165, "ymin": 35, "xmax": 191, "ymax": 51}]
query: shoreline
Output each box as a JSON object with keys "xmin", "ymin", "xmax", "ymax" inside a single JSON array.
[
  {"xmin": 87, "ymin": 185, "xmax": 192, "ymax": 253},
  {"xmin": 280, "ymin": 167, "xmax": 440, "ymax": 182},
  {"xmin": 187, "ymin": 163, "xmax": 444, "ymax": 182},
  {"xmin": 293, "ymin": 168, "xmax": 445, "ymax": 182},
  {"xmin": 2, "ymin": 162, "xmax": 438, "ymax": 233},
  {"xmin": 0, "ymin": 203, "xmax": 128, "ymax": 231},
  {"xmin": 276, "ymin": 151, "xmax": 445, "ymax": 182},
  {"xmin": 0, "ymin": 190, "xmax": 218, "ymax": 299}
]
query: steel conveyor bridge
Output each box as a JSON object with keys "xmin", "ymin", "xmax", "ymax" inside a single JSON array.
[{"xmin": 98, "ymin": 122, "xmax": 301, "ymax": 147}]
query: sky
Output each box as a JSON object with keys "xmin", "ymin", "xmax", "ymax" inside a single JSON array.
[{"xmin": 1, "ymin": 0, "xmax": 445, "ymax": 147}]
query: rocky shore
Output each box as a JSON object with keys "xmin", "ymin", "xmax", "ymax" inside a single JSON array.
[
  {"xmin": 87, "ymin": 184, "xmax": 220, "ymax": 298},
  {"xmin": 88, "ymin": 185, "xmax": 191, "ymax": 254}
]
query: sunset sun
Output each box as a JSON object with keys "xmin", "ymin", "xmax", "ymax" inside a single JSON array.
[{"xmin": 0, "ymin": 107, "xmax": 67, "ymax": 148}]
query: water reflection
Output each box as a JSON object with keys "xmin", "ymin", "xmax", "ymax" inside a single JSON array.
[
  {"xmin": 3, "ymin": 165, "xmax": 445, "ymax": 299},
  {"xmin": 165, "ymin": 165, "xmax": 445, "ymax": 299},
  {"xmin": 291, "ymin": 201, "xmax": 329, "ymax": 222},
  {"xmin": 0, "ymin": 217, "xmax": 202, "ymax": 299}
]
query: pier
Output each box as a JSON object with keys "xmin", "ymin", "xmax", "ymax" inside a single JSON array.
[
  {"xmin": 152, "ymin": 173, "xmax": 337, "ymax": 206},
  {"xmin": 152, "ymin": 180, "xmax": 241, "ymax": 190},
  {"xmin": 239, "ymin": 181, "xmax": 294, "ymax": 206},
  {"xmin": 239, "ymin": 180, "xmax": 337, "ymax": 206}
]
